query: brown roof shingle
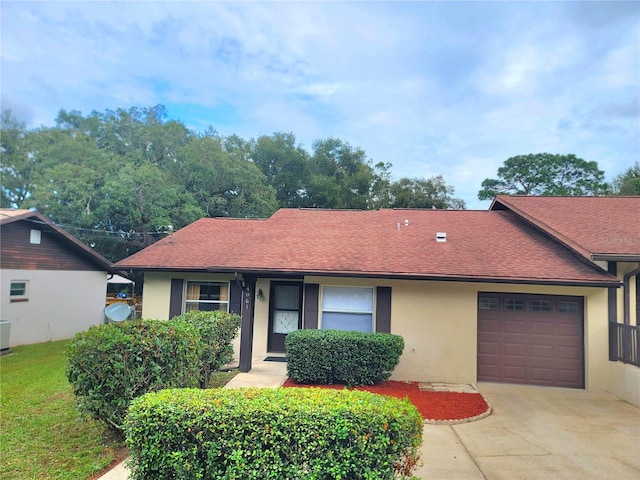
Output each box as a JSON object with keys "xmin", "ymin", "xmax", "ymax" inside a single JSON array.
[
  {"xmin": 491, "ymin": 196, "xmax": 640, "ymax": 260},
  {"xmin": 114, "ymin": 208, "xmax": 617, "ymax": 286}
]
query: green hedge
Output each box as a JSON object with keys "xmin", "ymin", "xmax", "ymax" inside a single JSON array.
[
  {"xmin": 125, "ymin": 387, "xmax": 423, "ymax": 480},
  {"xmin": 66, "ymin": 320, "xmax": 203, "ymax": 432},
  {"xmin": 170, "ymin": 310, "xmax": 241, "ymax": 388},
  {"xmin": 285, "ymin": 329, "xmax": 404, "ymax": 386}
]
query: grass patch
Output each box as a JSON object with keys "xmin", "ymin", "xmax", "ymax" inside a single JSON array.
[
  {"xmin": 0, "ymin": 340, "xmax": 120, "ymax": 480},
  {"xmin": 0, "ymin": 341, "xmax": 239, "ymax": 480},
  {"xmin": 208, "ymin": 369, "xmax": 239, "ymax": 388}
]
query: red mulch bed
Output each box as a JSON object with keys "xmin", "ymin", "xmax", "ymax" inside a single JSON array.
[{"xmin": 283, "ymin": 378, "xmax": 489, "ymax": 422}]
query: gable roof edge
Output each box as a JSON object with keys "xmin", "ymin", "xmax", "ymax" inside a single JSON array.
[
  {"xmin": 491, "ymin": 196, "xmax": 595, "ymax": 261},
  {"xmin": 0, "ymin": 209, "xmax": 114, "ymax": 271}
]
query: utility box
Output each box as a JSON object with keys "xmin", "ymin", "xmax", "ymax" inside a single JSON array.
[{"xmin": 0, "ymin": 320, "xmax": 11, "ymax": 354}]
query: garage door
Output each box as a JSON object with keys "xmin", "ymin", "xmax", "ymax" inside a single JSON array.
[{"xmin": 477, "ymin": 293, "xmax": 584, "ymax": 389}]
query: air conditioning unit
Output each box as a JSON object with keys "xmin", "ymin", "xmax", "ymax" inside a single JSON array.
[{"xmin": 0, "ymin": 320, "xmax": 11, "ymax": 354}]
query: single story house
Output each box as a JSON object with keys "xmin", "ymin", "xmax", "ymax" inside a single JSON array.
[
  {"xmin": 0, "ymin": 209, "xmax": 114, "ymax": 346},
  {"xmin": 114, "ymin": 196, "xmax": 639, "ymax": 405}
]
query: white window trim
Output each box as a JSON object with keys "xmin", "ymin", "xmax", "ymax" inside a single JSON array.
[
  {"xmin": 183, "ymin": 280, "xmax": 230, "ymax": 312},
  {"xmin": 320, "ymin": 285, "xmax": 375, "ymax": 332},
  {"xmin": 10, "ymin": 280, "xmax": 29, "ymax": 302}
]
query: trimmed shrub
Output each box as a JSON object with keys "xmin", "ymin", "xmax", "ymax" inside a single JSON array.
[
  {"xmin": 286, "ymin": 329, "xmax": 404, "ymax": 386},
  {"xmin": 66, "ymin": 320, "xmax": 203, "ymax": 432},
  {"xmin": 125, "ymin": 387, "xmax": 423, "ymax": 480},
  {"xmin": 171, "ymin": 310, "xmax": 241, "ymax": 388}
]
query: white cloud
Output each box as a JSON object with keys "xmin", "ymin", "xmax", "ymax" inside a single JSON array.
[{"xmin": 1, "ymin": 1, "xmax": 638, "ymax": 208}]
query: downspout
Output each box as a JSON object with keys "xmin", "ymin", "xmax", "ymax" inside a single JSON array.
[{"xmin": 623, "ymin": 264, "xmax": 640, "ymax": 325}]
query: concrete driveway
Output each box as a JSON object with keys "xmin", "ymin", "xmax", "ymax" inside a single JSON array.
[{"xmin": 415, "ymin": 382, "xmax": 640, "ymax": 480}]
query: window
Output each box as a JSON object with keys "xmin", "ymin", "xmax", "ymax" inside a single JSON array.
[
  {"xmin": 478, "ymin": 297, "xmax": 500, "ymax": 310},
  {"xmin": 557, "ymin": 301, "xmax": 579, "ymax": 314},
  {"xmin": 185, "ymin": 281, "xmax": 229, "ymax": 312},
  {"xmin": 504, "ymin": 299, "xmax": 525, "ymax": 311},
  {"xmin": 30, "ymin": 229, "xmax": 41, "ymax": 244},
  {"xmin": 530, "ymin": 299, "xmax": 552, "ymax": 312},
  {"xmin": 10, "ymin": 281, "xmax": 28, "ymax": 301},
  {"xmin": 321, "ymin": 286, "xmax": 374, "ymax": 332}
]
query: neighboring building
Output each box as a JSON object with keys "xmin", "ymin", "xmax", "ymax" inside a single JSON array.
[
  {"xmin": 0, "ymin": 209, "xmax": 113, "ymax": 346},
  {"xmin": 114, "ymin": 196, "xmax": 640, "ymax": 405}
]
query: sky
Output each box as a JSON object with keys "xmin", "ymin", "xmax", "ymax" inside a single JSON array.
[{"xmin": 2, "ymin": 1, "xmax": 639, "ymax": 210}]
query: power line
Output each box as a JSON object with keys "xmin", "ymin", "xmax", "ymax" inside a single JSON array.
[{"xmin": 14, "ymin": 216, "xmax": 171, "ymax": 237}]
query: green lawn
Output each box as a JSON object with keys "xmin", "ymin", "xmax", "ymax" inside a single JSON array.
[
  {"xmin": 0, "ymin": 340, "xmax": 119, "ymax": 480},
  {"xmin": 0, "ymin": 340, "xmax": 239, "ymax": 480}
]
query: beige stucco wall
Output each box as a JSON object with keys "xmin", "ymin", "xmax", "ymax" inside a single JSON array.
[
  {"xmin": 608, "ymin": 362, "xmax": 640, "ymax": 408},
  {"xmin": 140, "ymin": 272, "xmax": 613, "ymax": 392},
  {"xmin": 0, "ymin": 269, "xmax": 106, "ymax": 346},
  {"xmin": 303, "ymin": 277, "xmax": 609, "ymax": 391},
  {"xmin": 140, "ymin": 272, "xmax": 236, "ymax": 320},
  {"xmin": 140, "ymin": 271, "xmax": 241, "ymax": 361}
]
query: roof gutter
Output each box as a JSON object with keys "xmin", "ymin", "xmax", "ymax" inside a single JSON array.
[
  {"xmin": 116, "ymin": 266, "xmax": 620, "ymax": 288},
  {"xmin": 623, "ymin": 263, "xmax": 640, "ymax": 325},
  {"xmin": 592, "ymin": 254, "xmax": 640, "ymax": 262},
  {"xmin": 227, "ymin": 264, "xmax": 622, "ymax": 287}
]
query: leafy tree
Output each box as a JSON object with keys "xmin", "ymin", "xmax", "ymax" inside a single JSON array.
[
  {"xmin": 93, "ymin": 162, "xmax": 204, "ymax": 259},
  {"xmin": 222, "ymin": 133, "xmax": 253, "ymax": 163},
  {"xmin": 478, "ymin": 153, "xmax": 608, "ymax": 200},
  {"xmin": 368, "ymin": 161, "xmax": 394, "ymax": 210},
  {"xmin": 57, "ymin": 105, "xmax": 192, "ymax": 167},
  {"xmin": 304, "ymin": 138, "xmax": 375, "ymax": 209},
  {"xmin": 390, "ymin": 175, "xmax": 466, "ymax": 209},
  {"xmin": 1, "ymin": 111, "xmax": 36, "ymax": 208},
  {"xmin": 611, "ymin": 162, "xmax": 640, "ymax": 195},
  {"xmin": 2, "ymin": 104, "xmax": 471, "ymax": 261},
  {"xmin": 174, "ymin": 136, "xmax": 278, "ymax": 218},
  {"xmin": 23, "ymin": 132, "xmax": 113, "ymax": 222},
  {"xmin": 251, "ymin": 132, "xmax": 309, "ymax": 208}
]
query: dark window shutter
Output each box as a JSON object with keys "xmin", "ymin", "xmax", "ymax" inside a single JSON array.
[
  {"xmin": 169, "ymin": 279, "xmax": 184, "ymax": 319},
  {"xmin": 229, "ymin": 281, "xmax": 242, "ymax": 315},
  {"xmin": 376, "ymin": 286, "xmax": 392, "ymax": 333},
  {"xmin": 303, "ymin": 283, "xmax": 319, "ymax": 329}
]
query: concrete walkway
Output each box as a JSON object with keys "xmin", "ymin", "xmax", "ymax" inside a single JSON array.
[{"xmin": 99, "ymin": 362, "xmax": 640, "ymax": 480}]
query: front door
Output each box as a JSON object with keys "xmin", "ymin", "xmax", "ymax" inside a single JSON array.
[{"xmin": 268, "ymin": 282, "xmax": 303, "ymax": 353}]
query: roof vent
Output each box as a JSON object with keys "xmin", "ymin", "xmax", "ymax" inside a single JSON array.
[{"xmin": 436, "ymin": 232, "xmax": 447, "ymax": 243}]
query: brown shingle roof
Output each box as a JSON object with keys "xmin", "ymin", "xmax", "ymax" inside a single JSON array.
[
  {"xmin": 491, "ymin": 196, "xmax": 640, "ymax": 261},
  {"xmin": 114, "ymin": 208, "xmax": 617, "ymax": 286}
]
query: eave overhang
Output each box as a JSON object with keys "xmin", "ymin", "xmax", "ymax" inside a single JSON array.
[{"xmin": 115, "ymin": 265, "xmax": 621, "ymax": 288}]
